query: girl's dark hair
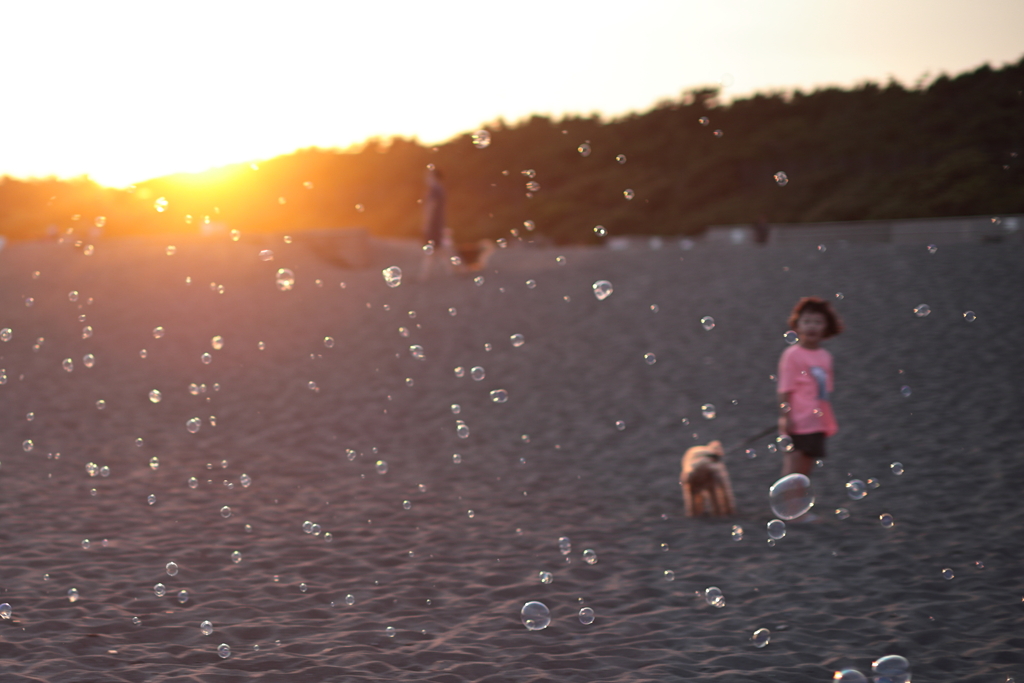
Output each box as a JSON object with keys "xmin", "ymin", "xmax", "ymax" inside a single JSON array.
[{"xmin": 788, "ymin": 297, "xmax": 843, "ymax": 338}]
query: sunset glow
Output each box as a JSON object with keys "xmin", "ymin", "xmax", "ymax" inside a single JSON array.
[{"xmin": 2, "ymin": 0, "xmax": 1022, "ymax": 187}]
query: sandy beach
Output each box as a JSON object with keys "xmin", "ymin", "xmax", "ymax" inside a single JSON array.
[{"xmin": 0, "ymin": 233, "xmax": 1021, "ymax": 682}]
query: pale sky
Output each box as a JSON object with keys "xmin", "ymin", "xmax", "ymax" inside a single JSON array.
[{"xmin": 2, "ymin": 0, "xmax": 1022, "ymax": 187}]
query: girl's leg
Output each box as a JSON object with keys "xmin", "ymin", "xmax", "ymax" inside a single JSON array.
[{"xmin": 781, "ymin": 450, "xmax": 815, "ymax": 477}]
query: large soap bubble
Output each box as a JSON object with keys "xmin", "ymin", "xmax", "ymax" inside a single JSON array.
[
  {"xmin": 871, "ymin": 654, "xmax": 911, "ymax": 683},
  {"xmin": 834, "ymin": 670, "xmax": 868, "ymax": 683},
  {"xmin": 521, "ymin": 601, "xmax": 551, "ymax": 630},
  {"xmin": 768, "ymin": 473, "xmax": 815, "ymax": 520}
]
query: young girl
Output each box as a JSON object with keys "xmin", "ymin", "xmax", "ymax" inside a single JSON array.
[{"xmin": 777, "ymin": 297, "xmax": 843, "ymax": 478}]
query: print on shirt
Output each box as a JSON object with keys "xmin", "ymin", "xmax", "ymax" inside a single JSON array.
[{"xmin": 809, "ymin": 366, "xmax": 829, "ymax": 401}]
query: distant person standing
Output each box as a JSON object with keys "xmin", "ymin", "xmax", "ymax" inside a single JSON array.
[
  {"xmin": 419, "ymin": 166, "xmax": 446, "ymax": 280},
  {"xmin": 776, "ymin": 297, "xmax": 843, "ymax": 479},
  {"xmin": 753, "ymin": 215, "xmax": 769, "ymax": 245}
]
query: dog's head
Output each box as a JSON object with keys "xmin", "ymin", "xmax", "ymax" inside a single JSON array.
[
  {"xmin": 683, "ymin": 440, "xmax": 725, "ymax": 464},
  {"xmin": 701, "ymin": 440, "xmax": 724, "ymax": 461}
]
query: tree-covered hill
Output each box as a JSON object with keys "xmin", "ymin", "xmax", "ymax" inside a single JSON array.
[{"xmin": 2, "ymin": 57, "xmax": 1021, "ymax": 244}]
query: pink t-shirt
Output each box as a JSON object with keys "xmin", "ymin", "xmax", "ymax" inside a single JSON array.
[{"xmin": 777, "ymin": 344, "xmax": 837, "ymax": 437}]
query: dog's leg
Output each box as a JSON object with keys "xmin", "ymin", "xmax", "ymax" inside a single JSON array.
[{"xmin": 682, "ymin": 481, "xmax": 695, "ymax": 517}]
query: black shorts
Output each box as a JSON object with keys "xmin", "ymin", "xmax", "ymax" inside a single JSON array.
[{"xmin": 790, "ymin": 432, "xmax": 827, "ymax": 460}]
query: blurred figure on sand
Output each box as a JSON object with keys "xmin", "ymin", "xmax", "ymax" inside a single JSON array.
[
  {"xmin": 418, "ymin": 165, "xmax": 496, "ymax": 280},
  {"xmin": 753, "ymin": 215, "xmax": 769, "ymax": 245},
  {"xmin": 777, "ymin": 297, "xmax": 843, "ymax": 481},
  {"xmin": 419, "ymin": 166, "xmax": 447, "ymax": 281}
]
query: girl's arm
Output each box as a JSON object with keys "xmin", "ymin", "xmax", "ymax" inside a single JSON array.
[{"xmin": 777, "ymin": 391, "xmax": 792, "ymax": 435}]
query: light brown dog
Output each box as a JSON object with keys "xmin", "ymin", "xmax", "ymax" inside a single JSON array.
[{"xmin": 680, "ymin": 440, "xmax": 737, "ymax": 517}]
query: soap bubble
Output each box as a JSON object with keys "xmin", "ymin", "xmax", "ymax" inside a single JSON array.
[
  {"xmin": 913, "ymin": 304, "xmax": 930, "ymax": 317},
  {"xmin": 701, "ymin": 404, "xmax": 716, "ymax": 420},
  {"xmin": 258, "ymin": 249, "xmax": 274, "ymax": 262},
  {"xmin": 783, "ymin": 330, "xmax": 799, "ymax": 345},
  {"xmin": 700, "ymin": 316, "xmax": 715, "ymax": 330},
  {"xmin": 166, "ymin": 562, "xmax": 179, "ymax": 576},
  {"xmin": 846, "ymin": 479, "xmax": 867, "ymax": 500},
  {"xmin": 384, "ymin": 625, "xmax": 397, "ymax": 638},
  {"xmin": 452, "ymin": 453, "xmax": 462, "ymax": 464},
  {"xmin": 525, "ymin": 279, "xmax": 536, "ymax": 289},
  {"xmin": 409, "ymin": 345, "xmax": 425, "ymax": 360},
  {"xmin": 456, "ymin": 422, "xmax": 469, "ymax": 438},
  {"xmin": 154, "ymin": 197, "xmax": 168, "ymax": 212},
  {"xmin": 471, "ymin": 130, "xmax": 491, "ymax": 149},
  {"xmin": 577, "ymin": 143, "xmax": 591, "ymax": 157},
  {"xmin": 510, "ymin": 333, "xmax": 525, "ymax": 347},
  {"xmin": 623, "ymin": 189, "xmax": 635, "ymax": 200},
  {"xmin": 521, "ymin": 601, "xmax": 551, "ymax": 630},
  {"xmin": 593, "ymin": 225, "xmax": 607, "ymax": 237},
  {"xmin": 149, "ymin": 389, "xmax": 162, "ymax": 403},
  {"xmin": 276, "ymin": 268, "xmax": 295, "ymax": 291},
  {"xmin": 382, "ymin": 266, "xmax": 402, "ymax": 287},
  {"xmin": 963, "ymin": 311, "xmax": 976, "ymax": 322},
  {"xmin": 220, "ymin": 506, "xmax": 231, "ymax": 518},
  {"xmin": 699, "ymin": 116, "xmax": 709, "ymax": 126},
  {"xmin": 186, "ymin": 418, "xmax": 201, "ymax": 434},
  {"xmin": 582, "ymin": 549, "xmax": 597, "ymax": 565},
  {"xmin": 890, "ymin": 462, "xmax": 904, "ymax": 476},
  {"xmin": 67, "ymin": 588, "xmax": 79, "ymax": 603},
  {"xmin": 616, "ymin": 154, "xmax": 627, "ymax": 164},
  {"xmin": 201, "ymin": 620, "xmax": 213, "ymax": 635},
  {"xmin": 538, "ymin": 571, "xmax": 553, "ymax": 584},
  {"xmin": 240, "ymin": 474, "xmax": 251, "ymax": 488},
  {"xmin": 615, "ymin": 420, "xmax": 626, "ymax": 431},
  {"xmin": 149, "ymin": 457, "xmax": 159, "ymax": 470},
  {"xmin": 713, "ymin": 129, "xmax": 723, "ymax": 138},
  {"xmin": 217, "ymin": 643, "xmax": 231, "ymax": 659},
  {"xmin": 704, "ymin": 587, "xmax": 725, "ymax": 608},
  {"xmin": 375, "ymin": 460, "xmax": 388, "ymax": 474},
  {"xmin": 731, "ymin": 525, "xmax": 744, "ymax": 541},
  {"xmin": 663, "ymin": 570, "xmax": 675, "ymax": 581},
  {"xmin": 643, "ymin": 353, "xmax": 657, "ymax": 365},
  {"xmin": 344, "ymin": 594, "xmax": 355, "ymax": 606},
  {"xmin": 900, "ymin": 385, "xmax": 912, "ymax": 398},
  {"xmin": 0, "ymin": 603, "xmax": 12, "ymax": 619},
  {"xmin": 490, "ymin": 389, "xmax": 508, "ymax": 403},
  {"xmin": 751, "ymin": 628, "xmax": 770, "ymax": 648},
  {"xmin": 941, "ymin": 568, "xmax": 954, "ymax": 580},
  {"xmin": 558, "ymin": 536, "xmax": 571, "ymax": 555},
  {"xmin": 231, "ymin": 551, "xmax": 242, "ymax": 564},
  {"xmin": 871, "ymin": 654, "xmax": 911, "ymax": 683},
  {"xmin": 767, "ymin": 519, "xmax": 787, "ymax": 540},
  {"xmin": 769, "ymin": 474, "xmax": 815, "ymax": 520},
  {"xmin": 592, "ymin": 280, "xmax": 613, "ymax": 300},
  {"xmin": 880, "ymin": 513, "xmax": 895, "ymax": 528},
  {"xmin": 579, "ymin": 607, "xmax": 595, "ymax": 625},
  {"xmin": 834, "ymin": 669, "xmax": 868, "ymax": 682},
  {"xmin": 835, "ymin": 507, "xmax": 850, "ymax": 520},
  {"xmin": 471, "ymin": 366, "xmax": 485, "ymax": 381},
  {"xmin": 774, "ymin": 171, "xmax": 789, "ymax": 186},
  {"xmin": 62, "ymin": 358, "xmax": 74, "ymax": 372},
  {"xmin": 178, "ymin": 590, "xmax": 189, "ymax": 604},
  {"xmin": 211, "ymin": 335, "xmax": 224, "ymax": 350},
  {"xmin": 776, "ymin": 435, "xmax": 793, "ymax": 452},
  {"xmin": 154, "ymin": 583, "xmax": 166, "ymax": 597},
  {"xmin": 23, "ymin": 440, "xmax": 33, "ymax": 452}
]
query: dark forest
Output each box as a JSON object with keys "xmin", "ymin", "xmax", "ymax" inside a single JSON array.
[{"xmin": 2, "ymin": 57, "xmax": 1021, "ymax": 245}]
